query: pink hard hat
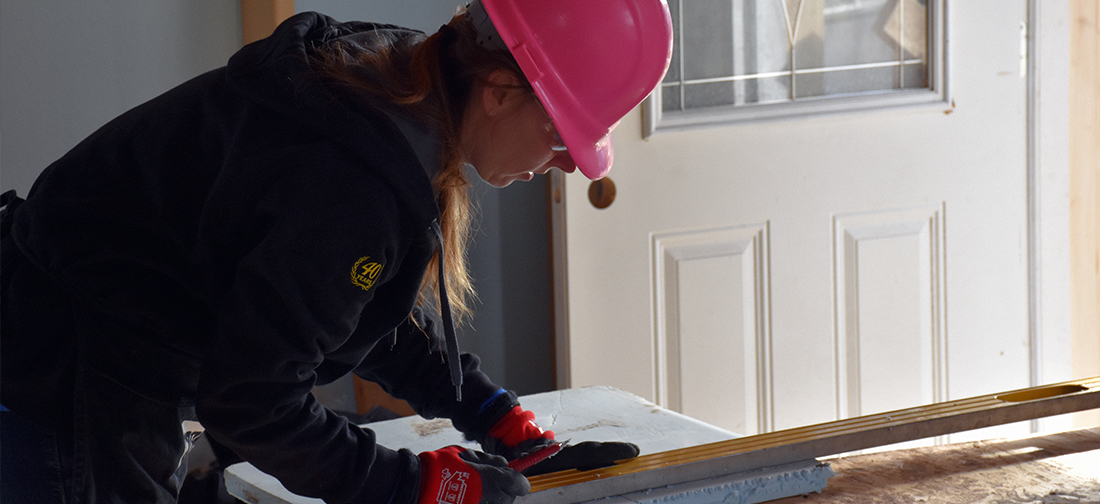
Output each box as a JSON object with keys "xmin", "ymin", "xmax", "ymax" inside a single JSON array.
[{"xmin": 467, "ymin": 0, "xmax": 674, "ymax": 180}]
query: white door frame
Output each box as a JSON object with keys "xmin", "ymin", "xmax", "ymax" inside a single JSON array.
[{"xmin": 1028, "ymin": 0, "xmax": 1072, "ymax": 432}]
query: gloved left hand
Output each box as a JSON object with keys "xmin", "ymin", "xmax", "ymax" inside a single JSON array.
[
  {"xmin": 481, "ymin": 405, "xmax": 640, "ymax": 476},
  {"xmin": 418, "ymin": 446, "xmax": 529, "ymax": 504}
]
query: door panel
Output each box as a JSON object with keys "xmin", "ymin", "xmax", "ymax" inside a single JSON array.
[
  {"xmin": 652, "ymin": 224, "xmax": 770, "ymax": 434},
  {"xmin": 558, "ymin": 0, "xmax": 1033, "ymax": 442},
  {"xmin": 834, "ymin": 205, "xmax": 946, "ymax": 422}
]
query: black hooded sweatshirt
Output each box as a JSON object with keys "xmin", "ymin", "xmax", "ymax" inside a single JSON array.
[{"xmin": 3, "ymin": 12, "xmax": 513, "ymax": 503}]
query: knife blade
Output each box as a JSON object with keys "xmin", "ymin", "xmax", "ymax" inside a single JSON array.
[{"xmin": 508, "ymin": 440, "xmax": 568, "ymax": 472}]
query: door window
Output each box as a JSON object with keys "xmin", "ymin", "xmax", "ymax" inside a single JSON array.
[{"xmin": 645, "ymin": 0, "xmax": 943, "ymax": 135}]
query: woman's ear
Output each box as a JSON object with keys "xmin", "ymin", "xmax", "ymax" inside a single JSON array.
[{"xmin": 481, "ymin": 70, "xmax": 524, "ymax": 117}]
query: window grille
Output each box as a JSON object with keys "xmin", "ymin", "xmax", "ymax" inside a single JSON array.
[{"xmin": 643, "ymin": 0, "xmax": 945, "ymax": 136}]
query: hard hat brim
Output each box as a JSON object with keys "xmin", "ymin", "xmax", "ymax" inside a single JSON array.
[
  {"xmin": 556, "ymin": 122, "xmax": 613, "ymax": 180},
  {"xmin": 476, "ymin": 0, "xmax": 672, "ymax": 182}
]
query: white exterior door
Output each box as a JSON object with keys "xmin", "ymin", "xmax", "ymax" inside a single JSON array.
[{"xmin": 555, "ymin": 0, "xmax": 1051, "ymax": 442}]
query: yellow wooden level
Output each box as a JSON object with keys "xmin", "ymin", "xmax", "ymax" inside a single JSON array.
[{"xmin": 523, "ymin": 376, "xmax": 1100, "ymax": 504}]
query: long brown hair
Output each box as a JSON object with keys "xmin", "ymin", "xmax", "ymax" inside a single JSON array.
[{"xmin": 310, "ymin": 10, "xmax": 529, "ymax": 325}]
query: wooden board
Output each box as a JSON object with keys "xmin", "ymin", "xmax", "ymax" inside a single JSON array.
[
  {"xmin": 352, "ymin": 377, "xmax": 415, "ymax": 417},
  {"xmin": 769, "ymin": 427, "xmax": 1100, "ymax": 503},
  {"xmin": 240, "ymin": 0, "xmax": 295, "ymax": 44},
  {"xmin": 1069, "ymin": 0, "xmax": 1100, "ymax": 430}
]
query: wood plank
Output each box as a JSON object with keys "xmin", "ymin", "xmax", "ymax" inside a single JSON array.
[
  {"xmin": 241, "ymin": 0, "xmax": 295, "ymax": 45},
  {"xmin": 1070, "ymin": 0, "xmax": 1100, "ymax": 430},
  {"xmin": 522, "ymin": 377, "xmax": 1100, "ymax": 504},
  {"xmin": 769, "ymin": 427, "xmax": 1100, "ymax": 503},
  {"xmin": 352, "ymin": 376, "xmax": 416, "ymax": 417}
]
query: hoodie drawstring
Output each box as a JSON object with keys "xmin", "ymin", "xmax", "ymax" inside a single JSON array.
[{"xmin": 430, "ymin": 220, "xmax": 463, "ymax": 402}]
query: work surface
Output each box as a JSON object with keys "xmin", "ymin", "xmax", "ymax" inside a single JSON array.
[
  {"xmin": 226, "ymin": 385, "xmax": 1100, "ymax": 504},
  {"xmin": 771, "ymin": 426, "xmax": 1100, "ymax": 504},
  {"xmin": 225, "ymin": 386, "xmax": 742, "ymax": 504}
]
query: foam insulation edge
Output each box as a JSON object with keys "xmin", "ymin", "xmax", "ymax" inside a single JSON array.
[{"xmin": 582, "ymin": 459, "xmax": 834, "ymax": 504}]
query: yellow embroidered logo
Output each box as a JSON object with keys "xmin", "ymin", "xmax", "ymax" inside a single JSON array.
[{"xmin": 351, "ymin": 256, "xmax": 383, "ymax": 292}]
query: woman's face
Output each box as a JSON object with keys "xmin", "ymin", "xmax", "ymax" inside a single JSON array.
[{"xmin": 463, "ymin": 71, "xmax": 577, "ymax": 187}]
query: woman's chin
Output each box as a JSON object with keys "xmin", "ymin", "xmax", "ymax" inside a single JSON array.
[{"xmin": 489, "ymin": 173, "xmax": 532, "ymax": 188}]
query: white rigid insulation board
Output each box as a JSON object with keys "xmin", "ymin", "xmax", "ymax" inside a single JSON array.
[{"xmin": 225, "ymin": 386, "xmax": 829, "ymax": 504}]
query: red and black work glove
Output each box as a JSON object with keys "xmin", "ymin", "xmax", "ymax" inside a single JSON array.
[
  {"xmin": 418, "ymin": 446, "xmax": 529, "ymax": 504},
  {"xmin": 481, "ymin": 406, "xmax": 554, "ymax": 462},
  {"xmin": 481, "ymin": 406, "xmax": 640, "ymax": 477}
]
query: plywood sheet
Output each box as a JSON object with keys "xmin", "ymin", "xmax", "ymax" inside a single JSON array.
[{"xmin": 769, "ymin": 427, "xmax": 1100, "ymax": 503}]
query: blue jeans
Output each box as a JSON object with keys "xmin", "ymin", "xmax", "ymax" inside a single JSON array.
[
  {"xmin": 0, "ymin": 364, "xmax": 199, "ymax": 504},
  {"xmin": 2, "ymin": 225, "xmax": 201, "ymax": 503},
  {"xmin": 1, "ymin": 405, "xmax": 73, "ymax": 503}
]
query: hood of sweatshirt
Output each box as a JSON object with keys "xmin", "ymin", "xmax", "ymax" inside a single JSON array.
[{"xmin": 225, "ymin": 12, "xmax": 440, "ymax": 228}]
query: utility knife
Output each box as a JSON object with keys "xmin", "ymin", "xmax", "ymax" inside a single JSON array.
[{"xmin": 507, "ymin": 440, "xmax": 568, "ymax": 472}]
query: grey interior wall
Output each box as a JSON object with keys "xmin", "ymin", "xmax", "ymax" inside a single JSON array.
[
  {"xmin": 465, "ymin": 175, "xmax": 554, "ymax": 395},
  {"xmin": 296, "ymin": 0, "xmax": 457, "ymax": 32},
  {"xmin": 0, "ymin": 1, "xmax": 241, "ymax": 197},
  {"xmin": 1, "ymin": 0, "xmax": 554, "ymax": 402}
]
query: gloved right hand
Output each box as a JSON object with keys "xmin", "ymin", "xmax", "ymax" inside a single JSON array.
[
  {"xmin": 418, "ymin": 446, "xmax": 530, "ymax": 504},
  {"xmin": 481, "ymin": 406, "xmax": 555, "ymax": 462}
]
